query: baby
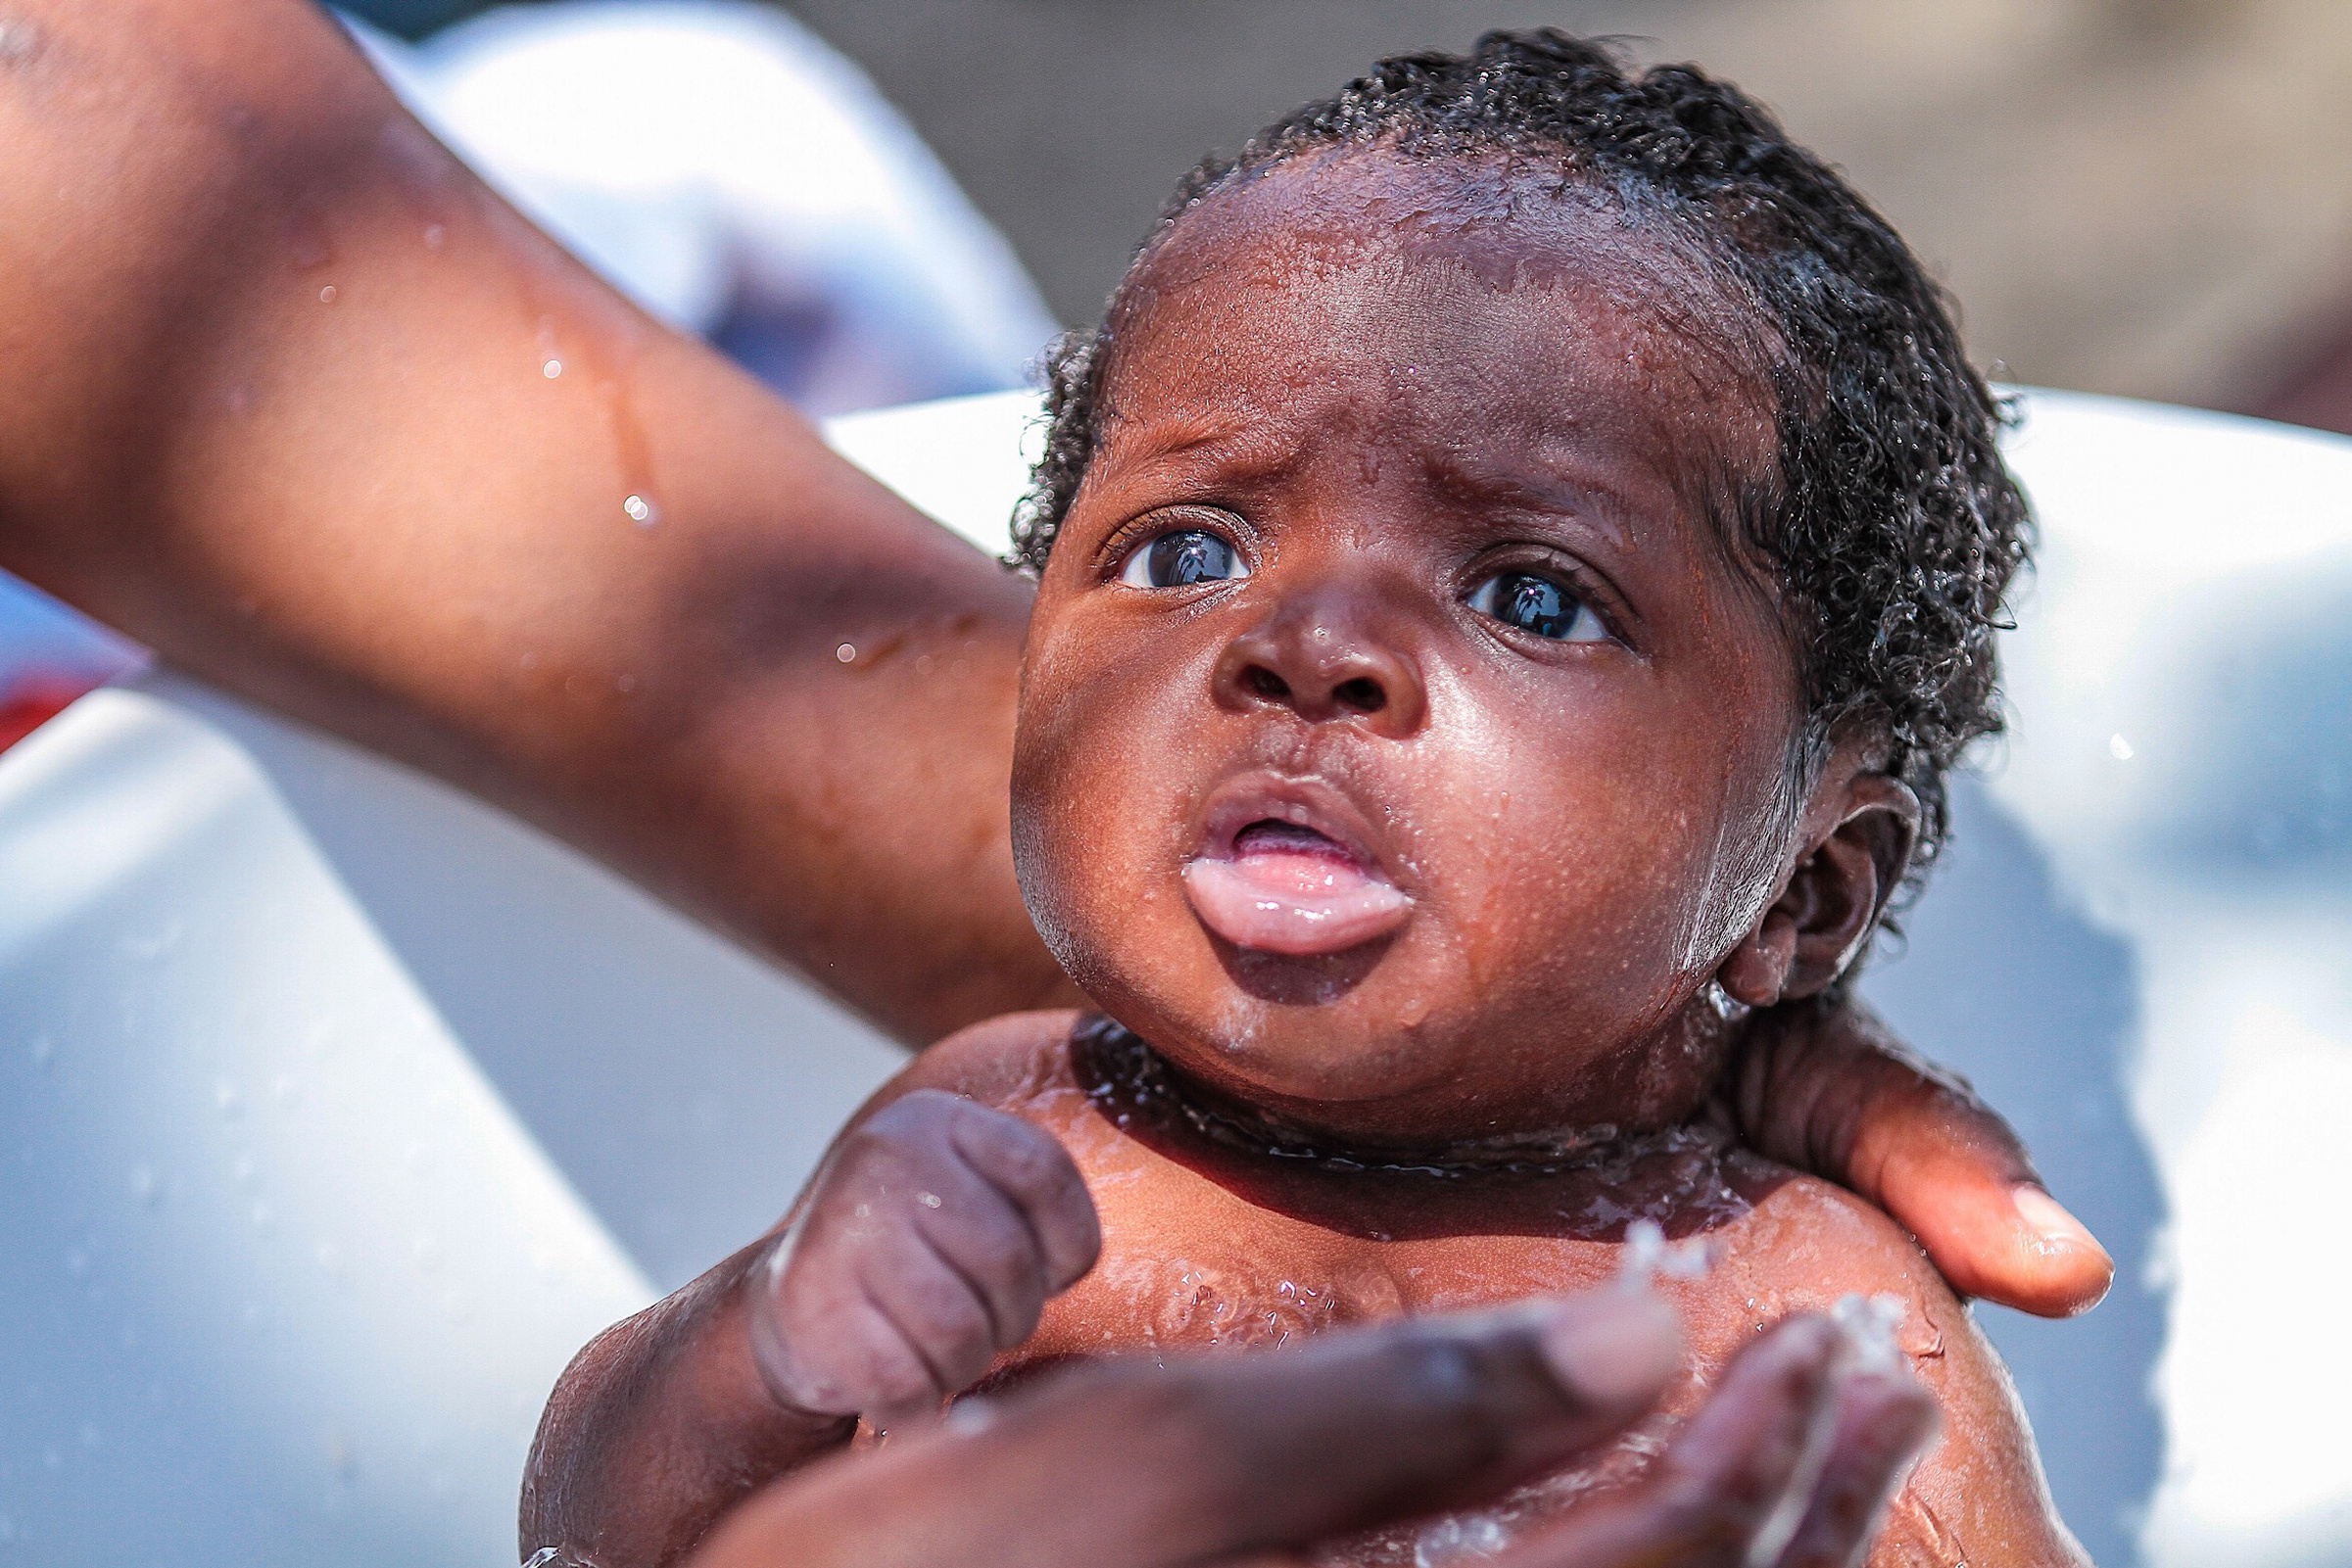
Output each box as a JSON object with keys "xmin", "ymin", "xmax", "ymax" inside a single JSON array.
[{"xmin": 554, "ymin": 32, "xmax": 2078, "ymax": 1566}]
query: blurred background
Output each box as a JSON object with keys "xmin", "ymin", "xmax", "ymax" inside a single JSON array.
[{"xmin": 364, "ymin": 0, "xmax": 2352, "ymax": 431}]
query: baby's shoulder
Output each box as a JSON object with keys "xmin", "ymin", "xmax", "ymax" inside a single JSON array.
[
  {"xmin": 1708, "ymin": 1162, "xmax": 1958, "ymax": 1326},
  {"xmin": 1696, "ymin": 1163, "xmax": 2086, "ymax": 1566},
  {"xmin": 852, "ymin": 1009, "xmax": 1090, "ymax": 1128}
]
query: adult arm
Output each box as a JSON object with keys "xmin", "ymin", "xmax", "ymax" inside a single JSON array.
[
  {"xmin": 0, "ymin": 1, "xmax": 2106, "ymax": 1312},
  {"xmin": 0, "ymin": 0, "xmax": 1059, "ymax": 1042}
]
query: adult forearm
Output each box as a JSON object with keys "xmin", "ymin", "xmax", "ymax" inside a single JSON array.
[{"xmin": 0, "ymin": 0, "xmax": 1070, "ymax": 1042}]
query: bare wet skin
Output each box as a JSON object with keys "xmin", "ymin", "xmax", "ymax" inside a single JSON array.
[
  {"xmin": 519, "ymin": 144, "xmax": 2093, "ymax": 1567},
  {"xmin": 815, "ymin": 147, "xmax": 2083, "ymax": 1565},
  {"xmin": 885, "ymin": 1012, "xmax": 2035, "ymax": 1566}
]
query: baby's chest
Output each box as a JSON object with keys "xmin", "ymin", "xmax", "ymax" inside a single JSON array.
[
  {"xmin": 996, "ymin": 1118, "xmax": 1920, "ymax": 1381},
  {"xmin": 981, "ymin": 1116, "xmax": 1975, "ymax": 1567},
  {"xmin": 1013, "ymin": 1145, "xmax": 1626, "ymax": 1364}
]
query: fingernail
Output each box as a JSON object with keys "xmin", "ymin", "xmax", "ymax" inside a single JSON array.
[
  {"xmin": 2011, "ymin": 1186, "xmax": 2103, "ymax": 1258},
  {"xmin": 1539, "ymin": 1292, "xmax": 1684, "ymax": 1410}
]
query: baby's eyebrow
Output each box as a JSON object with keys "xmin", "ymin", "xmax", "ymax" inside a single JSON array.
[
  {"xmin": 1417, "ymin": 453, "xmax": 1643, "ymax": 552},
  {"xmin": 1099, "ymin": 411, "xmax": 1295, "ymax": 489}
]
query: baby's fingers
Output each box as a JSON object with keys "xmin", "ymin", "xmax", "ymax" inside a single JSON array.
[
  {"xmin": 748, "ymin": 1243, "xmax": 944, "ymax": 1419},
  {"xmin": 947, "ymin": 1099, "xmax": 1100, "ymax": 1292},
  {"xmin": 855, "ymin": 1225, "xmax": 1006, "ymax": 1408}
]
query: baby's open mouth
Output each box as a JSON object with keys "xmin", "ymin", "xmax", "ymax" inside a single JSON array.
[{"xmin": 1182, "ymin": 795, "xmax": 1414, "ymax": 957}]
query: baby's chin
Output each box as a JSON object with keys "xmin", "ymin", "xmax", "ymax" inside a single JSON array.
[
  {"xmin": 1082, "ymin": 942, "xmax": 1742, "ymax": 1147},
  {"xmin": 1087, "ymin": 973, "xmax": 1566, "ymax": 1146},
  {"xmin": 1077, "ymin": 952, "xmax": 1444, "ymax": 1086}
]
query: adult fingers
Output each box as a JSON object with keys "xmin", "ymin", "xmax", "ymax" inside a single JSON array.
[
  {"xmin": 1731, "ymin": 998, "xmax": 2112, "ymax": 1317},
  {"xmin": 1483, "ymin": 1314, "xmax": 1843, "ymax": 1568},
  {"xmin": 684, "ymin": 1290, "xmax": 1683, "ymax": 1568},
  {"xmin": 948, "ymin": 1098, "xmax": 1102, "ymax": 1291},
  {"xmin": 1761, "ymin": 1367, "xmax": 1939, "ymax": 1568}
]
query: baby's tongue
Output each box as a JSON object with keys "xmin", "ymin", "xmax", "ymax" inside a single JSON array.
[{"xmin": 1182, "ymin": 821, "xmax": 1412, "ymax": 957}]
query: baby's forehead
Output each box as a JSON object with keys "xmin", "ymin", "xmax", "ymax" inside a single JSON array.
[{"xmin": 1100, "ymin": 149, "xmax": 1782, "ymax": 501}]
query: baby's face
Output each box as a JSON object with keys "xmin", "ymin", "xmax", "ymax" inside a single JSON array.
[{"xmin": 1014, "ymin": 151, "xmax": 1817, "ymax": 1146}]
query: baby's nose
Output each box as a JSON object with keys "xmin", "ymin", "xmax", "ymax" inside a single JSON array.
[{"xmin": 1211, "ymin": 594, "xmax": 1427, "ymax": 737}]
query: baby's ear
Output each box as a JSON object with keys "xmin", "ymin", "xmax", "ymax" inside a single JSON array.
[{"xmin": 1717, "ymin": 773, "xmax": 1921, "ymax": 1007}]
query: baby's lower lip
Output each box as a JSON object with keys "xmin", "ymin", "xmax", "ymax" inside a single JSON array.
[{"xmin": 1181, "ymin": 823, "xmax": 1413, "ymax": 956}]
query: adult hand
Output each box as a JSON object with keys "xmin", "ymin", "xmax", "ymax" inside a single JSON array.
[
  {"xmin": 1729, "ymin": 997, "xmax": 2113, "ymax": 1318},
  {"xmin": 681, "ymin": 1295, "xmax": 1934, "ymax": 1568}
]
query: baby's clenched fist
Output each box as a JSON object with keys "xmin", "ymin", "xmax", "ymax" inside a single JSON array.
[{"xmin": 746, "ymin": 1090, "xmax": 1101, "ymax": 1427}]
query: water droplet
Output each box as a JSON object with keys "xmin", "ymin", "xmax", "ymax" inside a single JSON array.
[
  {"xmin": 519, "ymin": 650, "xmax": 539, "ymax": 671},
  {"xmin": 1415, "ymin": 1511, "xmax": 1510, "ymax": 1565},
  {"xmin": 836, "ymin": 642, "xmax": 857, "ymax": 664},
  {"xmin": 542, "ymin": 358, "xmax": 562, "ymax": 379},
  {"xmin": 615, "ymin": 672, "xmax": 637, "ymax": 692},
  {"xmin": 622, "ymin": 494, "xmax": 656, "ymax": 526},
  {"xmin": 317, "ymin": 284, "xmax": 337, "ymax": 305},
  {"xmin": 2108, "ymin": 733, "xmax": 2135, "ymax": 761},
  {"xmin": 918, "ymin": 1191, "xmax": 942, "ymax": 1209},
  {"xmin": 422, "ymin": 223, "xmax": 447, "ymax": 251}
]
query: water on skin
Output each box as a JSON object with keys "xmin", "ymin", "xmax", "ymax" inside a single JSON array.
[
  {"xmin": 0, "ymin": 18, "xmax": 44, "ymax": 66},
  {"xmin": 951, "ymin": 1020, "xmax": 2002, "ymax": 1565},
  {"xmin": 485, "ymin": 173, "xmax": 664, "ymax": 535}
]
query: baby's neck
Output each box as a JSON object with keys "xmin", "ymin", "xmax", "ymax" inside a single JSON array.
[{"xmin": 1073, "ymin": 1014, "xmax": 1724, "ymax": 1180}]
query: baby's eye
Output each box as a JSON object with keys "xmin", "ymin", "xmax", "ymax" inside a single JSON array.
[
  {"xmin": 1118, "ymin": 529, "xmax": 1249, "ymax": 589},
  {"xmin": 1467, "ymin": 571, "xmax": 1608, "ymax": 641}
]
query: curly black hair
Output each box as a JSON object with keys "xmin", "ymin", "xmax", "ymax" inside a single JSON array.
[{"xmin": 1009, "ymin": 28, "xmax": 2029, "ymax": 906}]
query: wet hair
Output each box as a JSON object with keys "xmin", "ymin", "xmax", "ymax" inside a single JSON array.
[{"xmin": 1009, "ymin": 28, "xmax": 2029, "ymax": 910}]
